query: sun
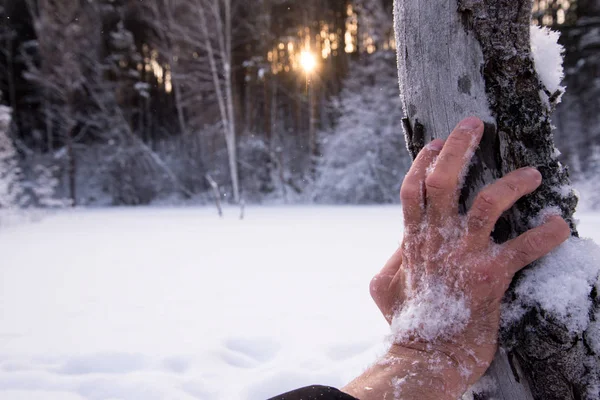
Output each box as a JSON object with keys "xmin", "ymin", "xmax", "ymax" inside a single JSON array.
[{"xmin": 299, "ymin": 50, "xmax": 317, "ymax": 73}]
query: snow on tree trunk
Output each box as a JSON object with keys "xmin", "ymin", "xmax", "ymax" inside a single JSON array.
[{"xmin": 394, "ymin": 1, "xmax": 600, "ymax": 399}]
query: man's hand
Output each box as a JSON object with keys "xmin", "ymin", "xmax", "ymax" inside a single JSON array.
[{"xmin": 343, "ymin": 116, "xmax": 571, "ymax": 400}]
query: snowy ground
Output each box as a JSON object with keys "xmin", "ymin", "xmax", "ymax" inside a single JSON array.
[{"xmin": 1, "ymin": 207, "xmax": 599, "ymax": 400}]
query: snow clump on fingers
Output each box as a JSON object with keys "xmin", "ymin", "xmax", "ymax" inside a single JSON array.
[
  {"xmin": 502, "ymin": 236, "xmax": 600, "ymax": 333},
  {"xmin": 390, "ymin": 217, "xmax": 476, "ymax": 345}
]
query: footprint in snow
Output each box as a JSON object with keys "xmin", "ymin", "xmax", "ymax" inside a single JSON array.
[
  {"xmin": 325, "ymin": 341, "xmax": 374, "ymax": 361},
  {"xmin": 56, "ymin": 352, "xmax": 146, "ymax": 375},
  {"xmin": 219, "ymin": 337, "xmax": 281, "ymax": 369},
  {"xmin": 161, "ymin": 355, "xmax": 192, "ymax": 374}
]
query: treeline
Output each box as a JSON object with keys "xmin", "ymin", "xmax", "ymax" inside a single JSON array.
[
  {"xmin": 0, "ymin": 0, "xmax": 396, "ymax": 206},
  {"xmin": 0, "ymin": 0, "xmax": 598, "ymax": 208},
  {"xmin": 538, "ymin": 0, "xmax": 600, "ymax": 209}
]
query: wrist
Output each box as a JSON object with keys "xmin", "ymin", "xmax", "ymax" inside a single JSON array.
[
  {"xmin": 342, "ymin": 344, "xmax": 468, "ymax": 400},
  {"xmin": 385, "ymin": 344, "xmax": 467, "ymax": 399}
]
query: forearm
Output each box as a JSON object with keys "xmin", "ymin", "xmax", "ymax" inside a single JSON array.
[{"xmin": 341, "ymin": 345, "xmax": 466, "ymax": 400}]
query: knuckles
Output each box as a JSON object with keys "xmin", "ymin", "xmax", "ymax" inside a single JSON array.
[
  {"xmin": 473, "ymin": 191, "xmax": 496, "ymax": 213},
  {"xmin": 468, "ymin": 213, "xmax": 489, "ymax": 231},
  {"xmin": 502, "ymin": 179, "xmax": 521, "ymax": 194},
  {"xmin": 369, "ymin": 274, "xmax": 384, "ymax": 301},
  {"xmin": 468, "ymin": 192, "xmax": 495, "ymax": 229},
  {"xmin": 436, "ymin": 151, "xmax": 460, "ymax": 166},
  {"xmin": 514, "ymin": 247, "xmax": 533, "ymax": 266},
  {"xmin": 400, "ymin": 181, "xmax": 422, "ymax": 204},
  {"xmin": 425, "ymin": 173, "xmax": 454, "ymax": 193},
  {"xmin": 512, "ymin": 234, "xmax": 541, "ymax": 265},
  {"xmin": 523, "ymin": 232, "xmax": 543, "ymax": 254},
  {"xmin": 447, "ymin": 130, "xmax": 475, "ymax": 146}
]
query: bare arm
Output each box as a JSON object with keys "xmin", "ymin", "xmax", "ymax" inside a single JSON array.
[{"xmin": 343, "ymin": 345, "xmax": 465, "ymax": 400}]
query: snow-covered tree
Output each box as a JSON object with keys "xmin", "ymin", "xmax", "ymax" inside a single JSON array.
[
  {"xmin": 395, "ymin": 0, "xmax": 600, "ymax": 398},
  {"xmin": 30, "ymin": 164, "xmax": 68, "ymax": 208},
  {"xmin": 574, "ymin": 144, "xmax": 600, "ymax": 210},
  {"xmin": 22, "ymin": 0, "xmax": 102, "ymax": 206},
  {"xmin": 551, "ymin": 0, "xmax": 600, "ymax": 174},
  {"xmin": 0, "ymin": 103, "xmax": 24, "ymax": 213},
  {"xmin": 313, "ymin": 51, "xmax": 410, "ymax": 204}
]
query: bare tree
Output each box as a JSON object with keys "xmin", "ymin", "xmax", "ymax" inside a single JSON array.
[
  {"xmin": 23, "ymin": 0, "xmax": 95, "ymax": 206},
  {"xmin": 395, "ymin": 0, "xmax": 598, "ymax": 399},
  {"xmin": 197, "ymin": 0, "xmax": 240, "ymax": 203},
  {"xmin": 139, "ymin": 0, "xmax": 242, "ymax": 202}
]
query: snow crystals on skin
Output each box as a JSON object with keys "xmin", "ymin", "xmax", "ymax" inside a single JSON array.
[
  {"xmin": 530, "ymin": 25, "xmax": 566, "ymax": 103},
  {"xmin": 391, "ymin": 376, "xmax": 407, "ymax": 399},
  {"xmin": 392, "ymin": 280, "xmax": 471, "ymax": 343},
  {"xmin": 391, "ymin": 135, "xmax": 480, "ymax": 345},
  {"xmin": 391, "ymin": 216, "xmax": 473, "ymax": 347}
]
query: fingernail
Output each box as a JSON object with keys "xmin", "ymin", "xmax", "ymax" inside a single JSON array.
[
  {"xmin": 459, "ymin": 116, "xmax": 482, "ymax": 130},
  {"xmin": 523, "ymin": 167, "xmax": 542, "ymax": 183},
  {"xmin": 427, "ymin": 139, "xmax": 444, "ymax": 151},
  {"xmin": 547, "ymin": 215, "xmax": 563, "ymax": 223}
]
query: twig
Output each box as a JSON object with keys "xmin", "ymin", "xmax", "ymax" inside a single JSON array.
[{"xmin": 205, "ymin": 173, "xmax": 223, "ymax": 218}]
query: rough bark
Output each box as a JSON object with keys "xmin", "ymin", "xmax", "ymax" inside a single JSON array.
[{"xmin": 394, "ymin": 1, "xmax": 598, "ymax": 399}]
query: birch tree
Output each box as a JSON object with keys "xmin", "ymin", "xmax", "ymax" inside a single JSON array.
[
  {"xmin": 140, "ymin": 0, "xmax": 241, "ymax": 202},
  {"xmin": 197, "ymin": 0, "xmax": 240, "ymax": 203},
  {"xmin": 394, "ymin": 0, "xmax": 600, "ymax": 398}
]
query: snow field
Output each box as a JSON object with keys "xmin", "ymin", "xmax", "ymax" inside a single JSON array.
[
  {"xmin": 0, "ymin": 207, "xmax": 401, "ymax": 399},
  {"xmin": 0, "ymin": 207, "xmax": 598, "ymax": 400}
]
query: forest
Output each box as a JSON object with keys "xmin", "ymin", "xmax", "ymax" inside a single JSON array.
[{"xmin": 0, "ymin": 0, "xmax": 598, "ymax": 208}]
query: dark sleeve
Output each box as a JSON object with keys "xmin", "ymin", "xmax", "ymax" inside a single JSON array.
[{"xmin": 267, "ymin": 385, "xmax": 359, "ymax": 400}]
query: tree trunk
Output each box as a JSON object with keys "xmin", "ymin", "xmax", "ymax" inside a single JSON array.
[
  {"xmin": 66, "ymin": 123, "xmax": 76, "ymax": 207},
  {"xmin": 308, "ymin": 78, "xmax": 317, "ymax": 158},
  {"xmin": 222, "ymin": 0, "xmax": 239, "ymax": 203},
  {"xmin": 197, "ymin": 0, "xmax": 240, "ymax": 203},
  {"xmin": 394, "ymin": 1, "xmax": 598, "ymax": 399},
  {"xmin": 5, "ymin": 35, "xmax": 17, "ymax": 129}
]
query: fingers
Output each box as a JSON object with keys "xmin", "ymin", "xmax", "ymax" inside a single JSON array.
[
  {"xmin": 425, "ymin": 117, "xmax": 484, "ymax": 223},
  {"xmin": 500, "ymin": 216, "xmax": 570, "ymax": 276},
  {"xmin": 466, "ymin": 167, "xmax": 543, "ymax": 248},
  {"xmin": 370, "ymin": 247, "xmax": 404, "ymax": 322},
  {"xmin": 401, "ymin": 139, "xmax": 444, "ymax": 231}
]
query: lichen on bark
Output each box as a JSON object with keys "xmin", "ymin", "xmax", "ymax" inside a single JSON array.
[{"xmin": 456, "ymin": 0, "xmax": 578, "ymax": 235}]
